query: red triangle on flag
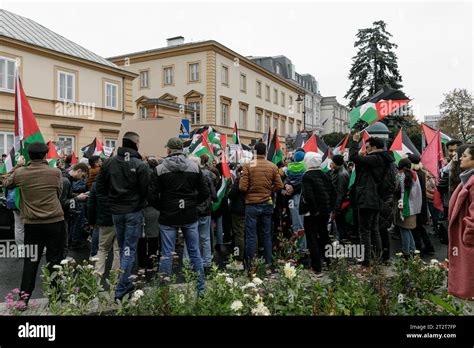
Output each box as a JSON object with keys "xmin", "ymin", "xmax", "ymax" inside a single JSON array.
[
  {"xmin": 71, "ymin": 152, "xmax": 78, "ymax": 164},
  {"xmin": 389, "ymin": 129, "xmax": 403, "ymax": 151},
  {"xmin": 421, "ymin": 130, "xmax": 443, "ymax": 180},
  {"xmin": 95, "ymin": 138, "xmax": 104, "ymax": 152},
  {"xmin": 302, "ymin": 134, "xmax": 317, "ymax": 153},
  {"xmin": 46, "ymin": 141, "xmax": 60, "ymax": 159},
  {"xmin": 15, "ymin": 74, "xmax": 42, "ymax": 140}
]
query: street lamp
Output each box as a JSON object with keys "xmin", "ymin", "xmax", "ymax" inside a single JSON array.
[{"xmin": 296, "ymin": 93, "xmax": 305, "ymax": 131}]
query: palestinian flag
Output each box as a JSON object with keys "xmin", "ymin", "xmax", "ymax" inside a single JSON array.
[
  {"xmin": 401, "ymin": 170, "xmax": 423, "ymax": 217},
  {"xmin": 212, "ymin": 151, "xmax": 231, "ymax": 211},
  {"xmin": 14, "ymin": 67, "xmax": 45, "ymax": 162},
  {"xmin": 348, "ymin": 131, "xmax": 370, "ymax": 190},
  {"xmin": 349, "ymin": 87, "xmax": 410, "ymax": 129},
  {"xmin": 190, "ymin": 130, "xmax": 211, "ymax": 157},
  {"xmin": 46, "ymin": 141, "xmax": 61, "ymax": 167},
  {"xmin": 421, "ymin": 123, "xmax": 452, "ymax": 147},
  {"xmin": 0, "ymin": 147, "xmax": 16, "ymax": 174},
  {"xmin": 70, "ymin": 152, "xmax": 78, "ymax": 165},
  {"xmin": 321, "ymin": 147, "xmax": 332, "ymax": 173},
  {"xmin": 83, "ymin": 137, "xmax": 105, "ymax": 159},
  {"xmin": 421, "ymin": 130, "xmax": 444, "ymax": 211},
  {"xmin": 267, "ymin": 128, "xmax": 283, "ymax": 164},
  {"xmin": 348, "ymin": 169, "xmax": 356, "ymax": 190},
  {"xmin": 232, "ymin": 122, "xmax": 241, "ymax": 145},
  {"xmin": 302, "ymin": 134, "xmax": 329, "ymax": 158},
  {"xmin": 389, "ymin": 128, "xmax": 420, "ymax": 164},
  {"xmin": 332, "ymin": 133, "xmax": 349, "ymax": 156}
]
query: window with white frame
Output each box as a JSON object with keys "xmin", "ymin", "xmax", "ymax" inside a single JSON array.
[
  {"xmin": 265, "ymin": 85, "xmax": 270, "ymax": 101},
  {"xmin": 221, "ymin": 65, "xmax": 229, "ymax": 86},
  {"xmin": 255, "ymin": 111, "xmax": 262, "ymax": 132},
  {"xmin": 221, "ymin": 103, "xmax": 229, "ymax": 126},
  {"xmin": 0, "ymin": 57, "xmax": 15, "ymax": 92},
  {"xmin": 273, "ymin": 88, "xmax": 278, "ymax": 105},
  {"xmin": 240, "ymin": 74, "xmax": 246, "ymax": 93},
  {"xmin": 164, "ymin": 67, "xmax": 173, "ymax": 85},
  {"xmin": 189, "ymin": 101, "xmax": 201, "ymax": 124},
  {"xmin": 264, "ymin": 115, "xmax": 270, "ymax": 131},
  {"xmin": 0, "ymin": 131, "xmax": 14, "ymax": 156},
  {"xmin": 105, "ymin": 139, "xmax": 116, "ymax": 149},
  {"xmin": 189, "ymin": 63, "xmax": 199, "ymax": 82},
  {"xmin": 280, "ymin": 118, "xmax": 286, "ymax": 135},
  {"xmin": 239, "ymin": 108, "xmax": 247, "ymax": 129},
  {"xmin": 140, "ymin": 106, "xmax": 148, "ymax": 118},
  {"xmin": 256, "ymin": 81, "xmax": 262, "ymax": 98},
  {"xmin": 273, "ymin": 117, "xmax": 278, "ymax": 130},
  {"xmin": 58, "ymin": 71, "xmax": 75, "ymax": 102},
  {"xmin": 281, "ymin": 92, "xmax": 285, "ymax": 107},
  {"xmin": 140, "ymin": 70, "xmax": 149, "ymax": 88},
  {"xmin": 56, "ymin": 135, "xmax": 75, "ymax": 156},
  {"xmin": 289, "ymin": 120, "xmax": 294, "ymax": 134},
  {"xmin": 105, "ymin": 82, "xmax": 118, "ymax": 109}
]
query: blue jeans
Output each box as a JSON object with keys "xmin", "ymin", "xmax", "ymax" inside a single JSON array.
[
  {"xmin": 90, "ymin": 226, "xmax": 99, "ymax": 257},
  {"xmin": 245, "ymin": 202, "xmax": 273, "ymax": 265},
  {"xmin": 159, "ymin": 222, "xmax": 205, "ymax": 294},
  {"xmin": 289, "ymin": 193, "xmax": 306, "ymax": 251},
  {"xmin": 400, "ymin": 227, "xmax": 416, "ymax": 255},
  {"xmin": 112, "ymin": 210, "xmax": 143, "ymax": 299},
  {"xmin": 212, "ymin": 215, "xmax": 223, "ymax": 247},
  {"xmin": 183, "ymin": 215, "xmax": 213, "ymax": 267}
]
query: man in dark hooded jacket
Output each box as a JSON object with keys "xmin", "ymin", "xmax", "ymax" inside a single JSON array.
[{"xmin": 349, "ymin": 134, "xmax": 395, "ymax": 266}]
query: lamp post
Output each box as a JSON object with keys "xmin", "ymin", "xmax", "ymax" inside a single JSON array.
[{"xmin": 296, "ymin": 93, "xmax": 305, "ymax": 132}]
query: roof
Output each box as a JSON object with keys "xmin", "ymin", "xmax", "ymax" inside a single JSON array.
[{"xmin": 0, "ymin": 9, "xmax": 124, "ymax": 71}]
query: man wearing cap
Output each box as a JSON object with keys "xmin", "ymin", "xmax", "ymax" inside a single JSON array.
[
  {"xmin": 96, "ymin": 131, "xmax": 150, "ymax": 300},
  {"xmin": 148, "ymin": 137, "xmax": 209, "ymax": 295},
  {"xmin": 3, "ymin": 141, "xmax": 65, "ymax": 305}
]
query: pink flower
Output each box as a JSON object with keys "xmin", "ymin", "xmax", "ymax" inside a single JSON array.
[
  {"xmin": 15, "ymin": 301, "xmax": 26, "ymax": 309},
  {"xmin": 12, "ymin": 288, "xmax": 20, "ymax": 294}
]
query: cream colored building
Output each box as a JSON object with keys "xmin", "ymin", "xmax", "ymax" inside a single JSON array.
[
  {"xmin": 0, "ymin": 9, "xmax": 137, "ymax": 156},
  {"xmin": 321, "ymin": 96, "xmax": 350, "ymax": 135},
  {"xmin": 108, "ymin": 37, "xmax": 305, "ymax": 147}
]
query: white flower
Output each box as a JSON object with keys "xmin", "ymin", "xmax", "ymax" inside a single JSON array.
[
  {"xmin": 414, "ymin": 250, "xmax": 421, "ymax": 255},
  {"xmin": 269, "ymin": 293, "xmax": 274, "ymax": 298},
  {"xmin": 230, "ymin": 300, "xmax": 243, "ymax": 311},
  {"xmin": 60, "ymin": 259, "xmax": 69, "ymax": 265},
  {"xmin": 396, "ymin": 252, "xmax": 403, "ymax": 257},
  {"xmin": 225, "ymin": 277, "xmax": 234, "ymax": 285},
  {"xmin": 131, "ymin": 290, "xmax": 145, "ymax": 304},
  {"xmin": 254, "ymin": 294, "xmax": 263, "ymax": 304},
  {"xmin": 252, "ymin": 277, "xmax": 263, "ymax": 285},
  {"xmin": 68, "ymin": 294, "xmax": 76, "ymax": 305},
  {"xmin": 89, "ymin": 257, "xmax": 100, "ymax": 263},
  {"xmin": 283, "ymin": 262, "xmax": 296, "ymax": 280},
  {"xmin": 241, "ymin": 282, "xmax": 257, "ymax": 290},
  {"xmin": 87, "ymin": 265, "xmax": 94, "ymax": 270},
  {"xmin": 52, "ymin": 265, "xmax": 62, "ymax": 270},
  {"xmin": 251, "ymin": 302, "xmax": 270, "ymax": 316},
  {"xmin": 430, "ymin": 259, "xmax": 439, "ymax": 265},
  {"xmin": 128, "ymin": 274, "xmax": 138, "ymax": 280}
]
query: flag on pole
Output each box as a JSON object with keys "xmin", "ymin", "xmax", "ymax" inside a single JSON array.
[
  {"xmin": 389, "ymin": 128, "xmax": 421, "ymax": 164},
  {"xmin": 190, "ymin": 131, "xmax": 211, "ymax": 157},
  {"xmin": 293, "ymin": 132, "xmax": 304, "ymax": 149},
  {"xmin": 84, "ymin": 137, "xmax": 105, "ymax": 159},
  {"xmin": 421, "ymin": 130, "xmax": 444, "ymax": 211},
  {"xmin": 267, "ymin": 128, "xmax": 283, "ymax": 164},
  {"xmin": 302, "ymin": 134, "xmax": 329, "ymax": 159},
  {"xmin": 332, "ymin": 133, "xmax": 350, "ymax": 156},
  {"xmin": 232, "ymin": 122, "xmax": 241, "ymax": 145},
  {"xmin": 321, "ymin": 147, "xmax": 332, "ymax": 173},
  {"xmin": 0, "ymin": 147, "xmax": 16, "ymax": 174},
  {"xmin": 14, "ymin": 66, "xmax": 45, "ymax": 162},
  {"xmin": 212, "ymin": 151, "xmax": 232, "ymax": 211},
  {"xmin": 70, "ymin": 152, "xmax": 78, "ymax": 165},
  {"xmin": 46, "ymin": 141, "xmax": 61, "ymax": 167},
  {"xmin": 349, "ymin": 87, "xmax": 410, "ymax": 129},
  {"xmin": 421, "ymin": 123, "xmax": 452, "ymax": 146}
]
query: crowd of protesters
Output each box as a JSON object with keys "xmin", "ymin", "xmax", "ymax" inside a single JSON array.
[{"xmin": 1, "ymin": 132, "xmax": 473, "ymax": 305}]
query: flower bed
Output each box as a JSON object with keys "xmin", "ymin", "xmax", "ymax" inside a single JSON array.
[{"xmin": 15, "ymin": 254, "xmax": 468, "ymax": 316}]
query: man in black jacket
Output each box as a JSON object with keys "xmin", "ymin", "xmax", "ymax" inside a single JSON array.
[
  {"xmin": 96, "ymin": 131, "xmax": 150, "ymax": 300},
  {"xmin": 349, "ymin": 134, "xmax": 395, "ymax": 266},
  {"xmin": 330, "ymin": 154, "xmax": 350, "ymax": 242},
  {"xmin": 148, "ymin": 138, "xmax": 209, "ymax": 295}
]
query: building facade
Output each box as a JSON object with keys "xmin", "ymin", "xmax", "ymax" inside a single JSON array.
[
  {"xmin": 320, "ymin": 96, "xmax": 350, "ymax": 134},
  {"xmin": 424, "ymin": 114, "xmax": 441, "ymax": 129},
  {"xmin": 108, "ymin": 38, "xmax": 304, "ymax": 146},
  {"xmin": 0, "ymin": 10, "xmax": 137, "ymax": 156},
  {"xmin": 248, "ymin": 55, "xmax": 322, "ymax": 134}
]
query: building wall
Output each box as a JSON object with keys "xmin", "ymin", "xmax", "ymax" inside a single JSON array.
[
  {"xmin": 320, "ymin": 97, "xmax": 349, "ymax": 135},
  {"xmin": 0, "ymin": 42, "xmax": 135, "ymax": 155}
]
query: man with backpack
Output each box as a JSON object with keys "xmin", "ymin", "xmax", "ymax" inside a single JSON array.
[{"xmin": 349, "ymin": 134, "xmax": 395, "ymax": 266}]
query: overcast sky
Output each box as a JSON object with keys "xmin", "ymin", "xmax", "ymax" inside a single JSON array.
[{"xmin": 3, "ymin": 0, "xmax": 473, "ymax": 120}]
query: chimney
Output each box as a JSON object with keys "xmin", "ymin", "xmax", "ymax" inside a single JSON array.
[{"xmin": 167, "ymin": 36, "xmax": 185, "ymax": 47}]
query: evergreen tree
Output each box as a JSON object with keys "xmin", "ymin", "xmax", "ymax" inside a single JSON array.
[{"xmin": 345, "ymin": 20, "xmax": 403, "ymax": 108}]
